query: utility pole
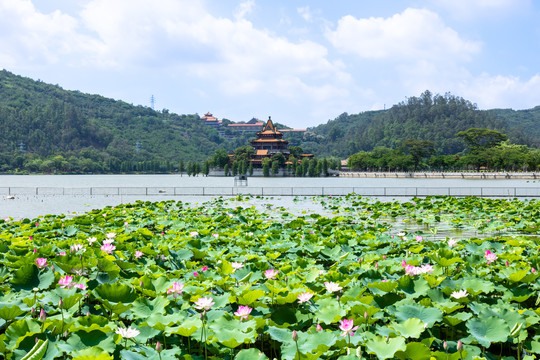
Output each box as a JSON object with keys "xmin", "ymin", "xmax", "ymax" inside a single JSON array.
[{"xmin": 150, "ymin": 95, "xmax": 155, "ymax": 110}]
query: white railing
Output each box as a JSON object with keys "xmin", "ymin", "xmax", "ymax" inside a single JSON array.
[{"xmin": 1, "ymin": 186, "xmax": 539, "ymax": 197}]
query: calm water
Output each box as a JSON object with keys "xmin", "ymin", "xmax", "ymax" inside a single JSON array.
[{"xmin": 0, "ymin": 174, "xmax": 538, "ymax": 219}]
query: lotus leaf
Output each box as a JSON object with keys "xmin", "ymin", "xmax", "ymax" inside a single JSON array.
[
  {"xmin": 466, "ymin": 316, "xmax": 510, "ymax": 347},
  {"xmin": 365, "ymin": 335, "xmax": 406, "ymax": 359}
]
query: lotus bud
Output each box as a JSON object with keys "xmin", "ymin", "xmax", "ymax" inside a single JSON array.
[
  {"xmin": 39, "ymin": 309, "xmax": 46, "ymax": 322},
  {"xmin": 64, "ymin": 331, "xmax": 68, "ymax": 338},
  {"xmin": 364, "ymin": 311, "xmax": 368, "ymax": 319},
  {"xmin": 375, "ymin": 262, "xmax": 379, "ymax": 269},
  {"xmin": 386, "ymin": 335, "xmax": 389, "ymax": 343},
  {"xmin": 292, "ymin": 330, "xmax": 298, "ymax": 341},
  {"xmin": 59, "ymin": 297, "xmax": 63, "ymax": 309},
  {"xmin": 316, "ymin": 323, "xmax": 322, "ymax": 332},
  {"xmin": 506, "ymin": 261, "xmax": 510, "ymax": 267},
  {"xmin": 35, "ymin": 337, "xmax": 39, "ymax": 343},
  {"xmin": 457, "ymin": 340, "xmax": 463, "ymax": 352},
  {"xmin": 382, "ymin": 255, "xmax": 386, "ymax": 260},
  {"xmin": 533, "ymin": 267, "xmax": 537, "ymax": 274},
  {"xmin": 86, "ymin": 312, "xmax": 90, "ymax": 316},
  {"xmin": 31, "ymin": 307, "xmax": 35, "ymax": 317},
  {"xmin": 140, "ymin": 281, "xmax": 144, "ymax": 287},
  {"xmin": 156, "ymin": 341, "xmax": 163, "ymax": 353},
  {"xmin": 443, "ymin": 341, "xmax": 448, "ymax": 351}
]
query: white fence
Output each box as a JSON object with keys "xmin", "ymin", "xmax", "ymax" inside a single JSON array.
[{"xmin": 1, "ymin": 186, "xmax": 539, "ymax": 197}]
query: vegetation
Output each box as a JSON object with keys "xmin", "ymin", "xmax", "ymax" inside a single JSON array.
[
  {"xmin": 1, "ymin": 195, "xmax": 539, "ymax": 358},
  {"xmin": 302, "ymin": 91, "xmax": 538, "ymax": 159}
]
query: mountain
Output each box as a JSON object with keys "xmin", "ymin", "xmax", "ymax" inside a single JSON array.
[{"xmin": 300, "ymin": 91, "xmax": 538, "ymax": 158}]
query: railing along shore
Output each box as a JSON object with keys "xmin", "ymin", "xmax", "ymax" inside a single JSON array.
[
  {"xmin": 1, "ymin": 186, "xmax": 539, "ymax": 197},
  {"xmin": 339, "ymin": 171, "xmax": 539, "ymax": 179}
]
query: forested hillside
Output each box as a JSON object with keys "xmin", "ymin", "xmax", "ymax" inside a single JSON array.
[
  {"xmin": 302, "ymin": 91, "xmax": 537, "ymax": 158},
  {"xmin": 0, "ymin": 70, "xmax": 247, "ymax": 172}
]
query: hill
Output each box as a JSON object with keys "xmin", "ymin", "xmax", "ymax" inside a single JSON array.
[
  {"xmin": 0, "ymin": 70, "xmax": 247, "ymax": 172},
  {"xmin": 301, "ymin": 91, "xmax": 538, "ymax": 158}
]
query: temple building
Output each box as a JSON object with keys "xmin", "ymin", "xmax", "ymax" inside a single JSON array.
[
  {"xmin": 248, "ymin": 117, "xmax": 313, "ymax": 167},
  {"xmin": 201, "ymin": 112, "xmax": 222, "ymax": 128}
]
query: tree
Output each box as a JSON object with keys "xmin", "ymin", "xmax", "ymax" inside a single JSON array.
[
  {"xmin": 262, "ymin": 158, "xmax": 270, "ymax": 177},
  {"xmin": 203, "ymin": 160, "xmax": 210, "ymax": 176},
  {"xmin": 178, "ymin": 159, "xmax": 184, "ymax": 175},
  {"xmin": 212, "ymin": 148, "xmax": 230, "ymax": 168},
  {"xmin": 248, "ymin": 162, "xmax": 253, "ymax": 176},
  {"xmin": 456, "ymin": 128, "xmax": 507, "ymax": 154},
  {"xmin": 402, "ymin": 139, "xmax": 435, "ymax": 171},
  {"xmin": 224, "ymin": 163, "xmax": 229, "ymax": 176},
  {"xmin": 271, "ymin": 159, "xmax": 279, "ymax": 175}
]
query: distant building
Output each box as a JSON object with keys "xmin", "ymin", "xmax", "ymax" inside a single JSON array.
[
  {"xmin": 227, "ymin": 118, "xmax": 264, "ymax": 132},
  {"xmin": 201, "ymin": 112, "xmax": 222, "ymax": 128}
]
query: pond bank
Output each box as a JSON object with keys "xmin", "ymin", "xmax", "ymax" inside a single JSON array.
[{"xmin": 340, "ymin": 171, "xmax": 540, "ymax": 179}]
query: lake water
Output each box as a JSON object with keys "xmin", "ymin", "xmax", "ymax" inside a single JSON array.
[{"xmin": 1, "ymin": 174, "xmax": 538, "ymax": 219}]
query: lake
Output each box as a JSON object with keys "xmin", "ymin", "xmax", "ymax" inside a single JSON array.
[{"xmin": 1, "ymin": 174, "xmax": 538, "ymax": 219}]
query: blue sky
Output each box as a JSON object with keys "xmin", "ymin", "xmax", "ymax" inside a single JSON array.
[{"xmin": 1, "ymin": 0, "xmax": 539, "ymax": 128}]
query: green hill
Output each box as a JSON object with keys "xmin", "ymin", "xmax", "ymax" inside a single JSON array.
[
  {"xmin": 0, "ymin": 70, "xmax": 247, "ymax": 172},
  {"xmin": 301, "ymin": 91, "xmax": 538, "ymax": 158}
]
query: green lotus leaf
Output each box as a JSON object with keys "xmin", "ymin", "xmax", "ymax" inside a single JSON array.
[
  {"xmin": 71, "ymin": 348, "xmax": 114, "ymax": 360},
  {"xmin": 237, "ymin": 289, "xmax": 265, "ymax": 306},
  {"xmin": 365, "ymin": 335, "xmax": 406, "ymax": 359},
  {"xmin": 65, "ymin": 330, "xmax": 115, "ymax": 353},
  {"xmin": 443, "ymin": 311, "xmax": 472, "ymax": 326},
  {"xmin": 131, "ymin": 296, "xmax": 169, "ymax": 319},
  {"xmin": 395, "ymin": 341, "xmax": 431, "ymax": 360},
  {"xmin": 165, "ymin": 316, "xmax": 202, "ymax": 337},
  {"xmin": 389, "ymin": 318, "xmax": 427, "ymax": 338},
  {"xmin": 5, "ymin": 318, "xmax": 41, "ymax": 351},
  {"xmin": 466, "ymin": 316, "xmax": 510, "ymax": 347},
  {"xmin": 10, "ymin": 265, "xmax": 54, "ymax": 290},
  {"xmin": 369, "ymin": 280, "xmax": 397, "ymax": 293},
  {"xmin": 397, "ymin": 276, "xmax": 430, "ymax": 298},
  {"xmin": 94, "ymin": 283, "xmax": 137, "ymax": 303},
  {"xmin": 64, "ymin": 225, "xmax": 78, "ymax": 237},
  {"xmin": 393, "ymin": 303, "xmax": 443, "ymax": 326},
  {"xmin": 460, "ymin": 278, "xmax": 495, "ymax": 295},
  {"xmin": 234, "ymin": 348, "xmax": 269, "ymax": 360},
  {"xmin": 314, "ymin": 297, "xmax": 347, "ymax": 324},
  {"xmin": 0, "ymin": 304, "xmax": 26, "ymax": 321},
  {"xmin": 209, "ymin": 317, "xmax": 257, "ymax": 348},
  {"xmin": 280, "ymin": 330, "xmax": 339, "ymax": 360}
]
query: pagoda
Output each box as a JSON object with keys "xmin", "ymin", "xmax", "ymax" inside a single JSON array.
[{"xmin": 249, "ymin": 117, "xmax": 290, "ymax": 167}]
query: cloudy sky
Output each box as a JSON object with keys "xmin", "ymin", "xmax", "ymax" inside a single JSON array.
[{"xmin": 1, "ymin": 0, "xmax": 539, "ymax": 128}]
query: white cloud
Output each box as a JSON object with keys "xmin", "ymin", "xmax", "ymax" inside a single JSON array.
[
  {"xmin": 0, "ymin": 0, "xmax": 101, "ymax": 67},
  {"xmin": 297, "ymin": 6, "xmax": 313, "ymax": 22},
  {"xmin": 234, "ymin": 0, "xmax": 254, "ymax": 20},
  {"xmin": 325, "ymin": 8, "xmax": 481, "ymax": 62},
  {"xmin": 460, "ymin": 73, "xmax": 540, "ymax": 110}
]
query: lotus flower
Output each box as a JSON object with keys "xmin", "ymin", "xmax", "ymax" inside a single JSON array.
[
  {"xmin": 234, "ymin": 305, "xmax": 252, "ymax": 320},
  {"xmin": 134, "ymin": 250, "xmax": 143, "ymax": 259},
  {"xmin": 339, "ymin": 319, "xmax": 359, "ymax": 337},
  {"xmin": 101, "ymin": 243, "xmax": 116, "ymax": 254},
  {"xmin": 58, "ymin": 275, "xmax": 73, "ymax": 289},
  {"xmin": 115, "ymin": 326, "xmax": 140, "ymax": 338},
  {"xmin": 485, "ymin": 250, "xmax": 498, "ymax": 264},
  {"xmin": 231, "ymin": 262, "xmax": 244, "ymax": 271},
  {"xmin": 194, "ymin": 296, "xmax": 215, "ymax": 311},
  {"xmin": 448, "ymin": 238, "xmax": 458, "ymax": 247},
  {"xmin": 450, "ymin": 290, "xmax": 468, "ymax": 299},
  {"xmin": 190, "ymin": 231, "xmax": 198, "ymax": 237},
  {"xmin": 35, "ymin": 258, "xmax": 48, "ymax": 269},
  {"xmin": 297, "ymin": 292, "xmax": 314, "ymax": 304},
  {"xmin": 324, "ymin": 281, "xmax": 343, "ymax": 293},
  {"xmin": 87, "ymin": 236, "xmax": 97, "ymax": 244},
  {"xmin": 167, "ymin": 282, "xmax": 185, "ymax": 298},
  {"xmin": 106, "ymin": 232, "xmax": 116, "ymax": 239},
  {"xmin": 264, "ymin": 269, "xmax": 278, "ymax": 279},
  {"xmin": 70, "ymin": 244, "xmax": 85, "ymax": 253}
]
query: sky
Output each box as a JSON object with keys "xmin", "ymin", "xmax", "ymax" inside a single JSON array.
[{"xmin": 1, "ymin": 0, "xmax": 539, "ymax": 129}]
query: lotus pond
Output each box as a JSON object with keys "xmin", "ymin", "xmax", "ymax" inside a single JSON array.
[{"xmin": 1, "ymin": 195, "xmax": 540, "ymax": 360}]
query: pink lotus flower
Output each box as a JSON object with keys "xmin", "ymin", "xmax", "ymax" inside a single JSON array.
[
  {"xmin": 324, "ymin": 281, "xmax": 343, "ymax": 293},
  {"xmin": 234, "ymin": 305, "xmax": 252, "ymax": 320},
  {"xmin": 36, "ymin": 258, "xmax": 48, "ymax": 269},
  {"xmin": 194, "ymin": 296, "xmax": 215, "ymax": 311},
  {"xmin": 101, "ymin": 243, "xmax": 116, "ymax": 254},
  {"xmin": 485, "ymin": 250, "xmax": 498, "ymax": 264},
  {"xmin": 103, "ymin": 238, "xmax": 114, "ymax": 245},
  {"xmin": 167, "ymin": 282, "xmax": 185, "ymax": 298},
  {"xmin": 134, "ymin": 251, "xmax": 143, "ymax": 259},
  {"xmin": 532, "ymin": 267, "xmax": 537, "ymax": 274},
  {"xmin": 190, "ymin": 231, "xmax": 198, "ymax": 237},
  {"xmin": 416, "ymin": 235, "xmax": 423, "ymax": 242},
  {"xmin": 201, "ymin": 266, "xmax": 209, "ymax": 271},
  {"xmin": 193, "ymin": 271, "xmax": 199, "ymax": 277},
  {"xmin": 212, "ymin": 233, "xmax": 219, "ymax": 238},
  {"xmin": 265, "ymin": 269, "xmax": 278, "ymax": 279},
  {"xmin": 316, "ymin": 323, "xmax": 323, "ymax": 332},
  {"xmin": 297, "ymin": 292, "xmax": 314, "ymax": 304},
  {"xmin": 57, "ymin": 252, "xmax": 66, "ymax": 256},
  {"xmin": 339, "ymin": 319, "xmax": 359, "ymax": 337},
  {"xmin": 448, "ymin": 238, "xmax": 458, "ymax": 247},
  {"xmin": 58, "ymin": 275, "xmax": 73, "ymax": 289},
  {"xmin": 74, "ymin": 283, "xmax": 87, "ymax": 290}
]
